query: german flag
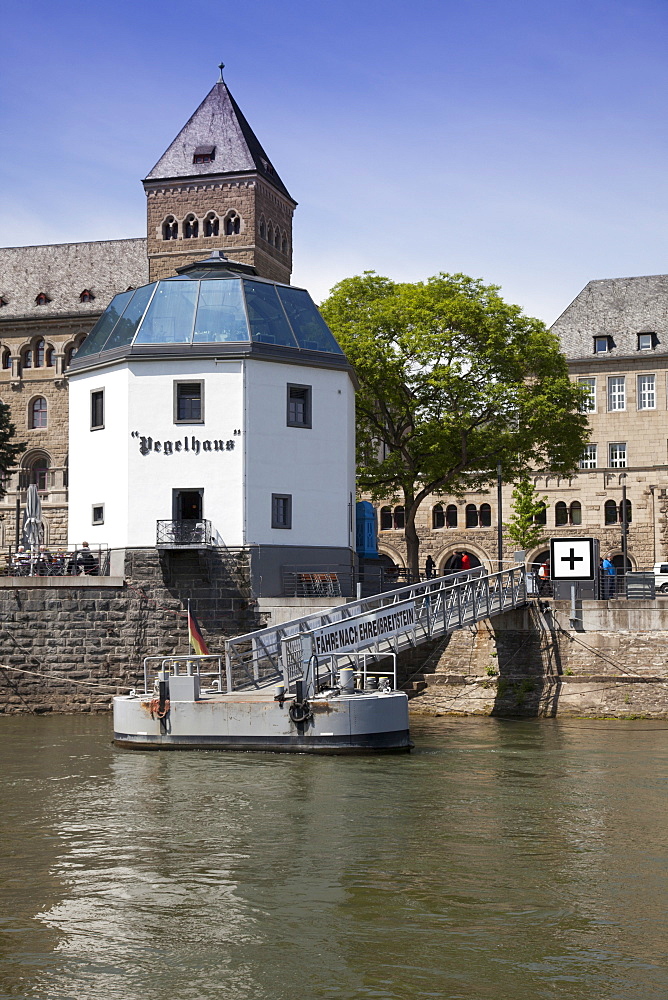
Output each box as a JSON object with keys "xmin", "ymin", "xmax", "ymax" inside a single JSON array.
[{"xmin": 188, "ymin": 603, "xmax": 209, "ymax": 656}]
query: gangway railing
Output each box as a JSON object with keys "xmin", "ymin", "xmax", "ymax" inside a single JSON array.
[{"xmin": 225, "ymin": 565, "xmax": 527, "ymax": 693}]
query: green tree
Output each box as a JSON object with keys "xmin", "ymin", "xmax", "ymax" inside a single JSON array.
[
  {"xmin": 321, "ymin": 272, "xmax": 589, "ymax": 578},
  {"xmin": 0, "ymin": 402, "xmax": 25, "ymax": 497},
  {"xmin": 504, "ymin": 477, "xmax": 549, "ymax": 552}
]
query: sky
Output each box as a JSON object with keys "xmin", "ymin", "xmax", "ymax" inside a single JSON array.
[{"xmin": 1, "ymin": 0, "xmax": 667, "ymax": 324}]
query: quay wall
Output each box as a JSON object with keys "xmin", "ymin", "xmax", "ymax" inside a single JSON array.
[
  {"xmin": 404, "ymin": 600, "xmax": 668, "ymax": 719},
  {"xmin": 0, "ymin": 548, "xmax": 262, "ymax": 715}
]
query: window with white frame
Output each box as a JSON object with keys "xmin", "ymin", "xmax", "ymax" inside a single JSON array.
[
  {"xmin": 607, "ymin": 376, "xmax": 625, "ymax": 411},
  {"xmin": 579, "ymin": 444, "xmax": 597, "ymax": 469},
  {"xmin": 638, "ymin": 333, "xmax": 654, "ymax": 350},
  {"xmin": 577, "ymin": 377, "xmax": 596, "ymax": 412},
  {"xmin": 609, "ymin": 443, "xmax": 627, "ymax": 468},
  {"xmin": 637, "ymin": 374, "xmax": 656, "ymax": 409}
]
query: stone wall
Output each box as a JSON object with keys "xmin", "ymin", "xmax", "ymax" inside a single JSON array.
[
  {"xmin": 403, "ymin": 600, "xmax": 668, "ymax": 718},
  {"xmin": 0, "ymin": 547, "xmax": 265, "ymax": 715}
]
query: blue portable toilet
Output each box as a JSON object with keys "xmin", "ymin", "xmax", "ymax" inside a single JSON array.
[{"xmin": 356, "ymin": 501, "xmax": 378, "ymax": 558}]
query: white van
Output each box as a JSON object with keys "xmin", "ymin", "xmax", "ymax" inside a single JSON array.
[{"xmin": 653, "ymin": 563, "xmax": 668, "ymax": 593}]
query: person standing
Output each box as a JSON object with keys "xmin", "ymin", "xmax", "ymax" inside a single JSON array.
[
  {"xmin": 601, "ymin": 556, "xmax": 616, "ymax": 599},
  {"xmin": 425, "ymin": 554, "xmax": 436, "ymax": 579},
  {"xmin": 460, "ymin": 552, "xmax": 471, "ymax": 572}
]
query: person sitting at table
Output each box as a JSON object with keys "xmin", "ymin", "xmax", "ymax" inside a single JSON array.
[
  {"xmin": 12, "ymin": 546, "xmax": 30, "ymax": 576},
  {"xmin": 37, "ymin": 545, "xmax": 52, "ymax": 575},
  {"xmin": 77, "ymin": 541, "xmax": 98, "ymax": 575}
]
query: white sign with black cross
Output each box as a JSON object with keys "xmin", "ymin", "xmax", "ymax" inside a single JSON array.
[{"xmin": 550, "ymin": 537, "xmax": 596, "ymax": 581}]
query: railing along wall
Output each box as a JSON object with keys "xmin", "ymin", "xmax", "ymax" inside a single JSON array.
[{"xmin": 225, "ymin": 565, "xmax": 527, "ymax": 692}]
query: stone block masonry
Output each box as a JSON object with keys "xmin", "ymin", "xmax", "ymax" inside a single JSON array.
[
  {"xmin": 0, "ymin": 547, "xmax": 266, "ymax": 714},
  {"xmin": 401, "ymin": 600, "xmax": 668, "ymax": 718}
]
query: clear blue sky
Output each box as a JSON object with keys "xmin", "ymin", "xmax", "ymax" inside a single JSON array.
[{"xmin": 1, "ymin": 0, "xmax": 667, "ymax": 323}]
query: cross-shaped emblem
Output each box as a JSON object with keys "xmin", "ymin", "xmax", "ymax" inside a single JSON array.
[{"xmin": 561, "ymin": 548, "xmax": 584, "ymax": 571}]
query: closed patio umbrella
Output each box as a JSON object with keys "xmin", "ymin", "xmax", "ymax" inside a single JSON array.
[{"xmin": 22, "ymin": 484, "xmax": 42, "ymax": 573}]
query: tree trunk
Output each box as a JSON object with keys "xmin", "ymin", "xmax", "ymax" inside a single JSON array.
[{"xmin": 404, "ymin": 499, "xmax": 421, "ymax": 582}]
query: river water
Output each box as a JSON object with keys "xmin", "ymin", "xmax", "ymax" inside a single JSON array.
[{"xmin": 0, "ymin": 714, "xmax": 666, "ymax": 1000}]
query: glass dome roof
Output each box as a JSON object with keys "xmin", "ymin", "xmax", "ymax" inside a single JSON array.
[{"xmin": 76, "ymin": 256, "xmax": 343, "ymax": 360}]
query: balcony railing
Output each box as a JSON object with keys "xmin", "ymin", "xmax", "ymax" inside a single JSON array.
[{"xmin": 156, "ymin": 519, "xmax": 214, "ymax": 547}]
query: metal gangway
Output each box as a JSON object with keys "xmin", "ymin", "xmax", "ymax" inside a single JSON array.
[{"xmin": 225, "ymin": 565, "xmax": 528, "ymax": 693}]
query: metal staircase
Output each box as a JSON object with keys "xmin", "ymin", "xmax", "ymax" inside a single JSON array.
[{"xmin": 224, "ymin": 566, "xmax": 528, "ymax": 692}]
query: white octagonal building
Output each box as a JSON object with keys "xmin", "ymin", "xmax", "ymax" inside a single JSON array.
[{"xmin": 67, "ymin": 252, "xmax": 356, "ymax": 598}]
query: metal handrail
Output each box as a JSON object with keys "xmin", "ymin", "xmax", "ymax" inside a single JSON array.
[
  {"xmin": 224, "ymin": 566, "xmax": 527, "ymax": 693},
  {"xmin": 142, "ymin": 654, "xmax": 227, "ymax": 694}
]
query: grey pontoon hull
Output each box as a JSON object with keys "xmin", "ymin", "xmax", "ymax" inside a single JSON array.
[{"xmin": 113, "ymin": 689, "xmax": 411, "ymax": 753}]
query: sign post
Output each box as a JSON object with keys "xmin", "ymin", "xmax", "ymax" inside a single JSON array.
[{"xmin": 550, "ymin": 537, "xmax": 599, "ymax": 624}]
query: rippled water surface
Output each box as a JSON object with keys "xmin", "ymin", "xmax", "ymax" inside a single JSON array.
[{"xmin": 0, "ymin": 714, "xmax": 666, "ymax": 1000}]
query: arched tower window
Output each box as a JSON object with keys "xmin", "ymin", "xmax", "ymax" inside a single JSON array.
[
  {"xmin": 446, "ymin": 504, "xmax": 458, "ymax": 528},
  {"xmin": 204, "ymin": 212, "xmax": 220, "ymax": 237},
  {"xmin": 432, "ymin": 503, "xmax": 445, "ymax": 529},
  {"xmin": 274, "ymin": 228, "xmax": 280, "ymax": 249},
  {"xmin": 29, "ymin": 397, "xmax": 47, "ymax": 429},
  {"xmin": 162, "ymin": 216, "xmax": 178, "ymax": 241},
  {"xmin": 183, "ymin": 214, "xmax": 199, "ymax": 239},
  {"xmin": 267, "ymin": 222, "xmax": 273, "ymax": 245},
  {"xmin": 281, "ymin": 236, "xmax": 288, "ymax": 254},
  {"xmin": 224, "ymin": 210, "xmax": 241, "ymax": 235},
  {"xmin": 259, "ymin": 217, "xmax": 266, "ymax": 240}
]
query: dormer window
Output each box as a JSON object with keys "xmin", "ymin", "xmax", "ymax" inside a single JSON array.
[
  {"xmin": 35, "ymin": 292, "xmax": 50, "ymax": 306},
  {"xmin": 638, "ymin": 333, "xmax": 655, "ymax": 350},
  {"xmin": 0, "ymin": 296, "xmax": 7, "ymax": 308},
  {"xmin": 193, "ymin": 145, "xmax": 215, "ymax": 164},
  {"xmin": 80, "ymin": 289, "xmax": 95, "ymax": 303},
  {"xmin": 594, "ymin": 335, "xmax": 611, "ymax": 354}
]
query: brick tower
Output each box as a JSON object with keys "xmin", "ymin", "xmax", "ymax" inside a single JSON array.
[{"xmin": 143, "ymin": 67, "xmax": 296, "ymax": 284}]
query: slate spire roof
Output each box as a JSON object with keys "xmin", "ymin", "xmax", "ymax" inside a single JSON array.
[{"xmin": 144, "ymin": 80, "xmax": 294, "ymax": 202}]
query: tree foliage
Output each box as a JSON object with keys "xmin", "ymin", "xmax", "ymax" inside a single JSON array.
[
  {"xmin": 321, "ymin": 272, "xmax": 589, "ymax": 576},
  {"xmin": 504, "ymin": 478, "xmax": 549, "ymax": 552},
  {"xmin": 0, "ymin": 402, "xmax": 24, "ymax": 499}
]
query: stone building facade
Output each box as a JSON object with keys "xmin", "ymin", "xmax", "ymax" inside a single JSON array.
[
  {"xmin": 0, "ymin": 74, "xmax": 295, "ymax": 554},
  {"xmin": 375, "ymin": 275, "xmax": 668, "ymax": 577}
]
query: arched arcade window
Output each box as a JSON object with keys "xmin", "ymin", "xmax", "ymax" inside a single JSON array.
[
  {"xmin": 204, "ymin": 212, "xmax": 219, "ymax": 237},
  {"xmin": 224, "ymin": 211, "xmax": 241, "ymax": 235},
  {"xmin": 162, "ymin": 216, "xmax": 178, "ymax": 240},
  {"xmin": 393, "ymin": 506, "xmax": 405, "ymax": 529},
  {"xmin": 379, "ymin": 506, "xmax": 393, "ymax": 530},
  {"xmin": 432, "ymin": 504, "xmax": 445, "ymax": 529},
  {"xmin": 604, "ymin": 499, "xmax": 618, "ymax": 525},
  {"xmin": 183, "ymin": 214, "xmax": 199, "ymax": 239},
  {"xmin": 465, "ymin": 504, "xmax": 478, "ymax": 528},
  {"xmin": 446, "ymin": 504, "xmax": 458, "ymax": 528},
  {"xmin": 479, "ymin": 503, "xmax": 492, "ymax": 527}
]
